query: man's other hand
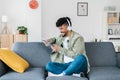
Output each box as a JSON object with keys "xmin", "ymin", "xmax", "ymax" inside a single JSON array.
[
  {"xmin": 43, "ymin": 39, "xmax": 51, "ymax": 46},
  {"xmin": 51, "ymin": 44, "xmax": 59, "ymax": 52}
]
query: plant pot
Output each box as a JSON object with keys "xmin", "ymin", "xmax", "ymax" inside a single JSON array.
[{"xmin": 19, "ymin": 30, "xmax": 24, "ymax": 34}]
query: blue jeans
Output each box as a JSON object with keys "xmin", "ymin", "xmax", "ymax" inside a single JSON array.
[{"xmin": 46, "ymin": 54, "xmax": 88, "ymax": 75}]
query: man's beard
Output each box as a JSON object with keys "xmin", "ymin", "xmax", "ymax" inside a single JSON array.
[{"xmin": 61, "ymin": 33, "xmax": 66, "ymax": 37}]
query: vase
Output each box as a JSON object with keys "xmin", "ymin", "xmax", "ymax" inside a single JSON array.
[{"xmin": 19, "ymin": 30, "xmax": 24, "ymax": 34}]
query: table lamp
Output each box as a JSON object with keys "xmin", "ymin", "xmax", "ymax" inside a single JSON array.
[{"xmin": 1, "ymin": 15, "xmax": 10, "ymax": 34}]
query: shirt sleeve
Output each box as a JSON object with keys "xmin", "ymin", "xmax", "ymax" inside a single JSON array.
[
  {"xmin": 58, "ymin": 37, "xmax": 85, "ymax": 58},
  {"xmin": 49, "ymin": 37, "xmax": 56, "ymax": 44}
]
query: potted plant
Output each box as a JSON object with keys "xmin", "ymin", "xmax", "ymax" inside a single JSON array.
[{"xmin": 17, "ymin": 26, "xmax": 28, "ymax": 34}]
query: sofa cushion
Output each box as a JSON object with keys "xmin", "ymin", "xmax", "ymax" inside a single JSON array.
[
  {"xmin": 116, "ymin": 53, "xmax": 120, "ymax": 68},
  {"xmin": 0, "ymin": 68, "xmax": 46, "ymax": 80},
  {"xmin": 12, "ymin": 42, "xmax": 52, "ymax": 68},
  {"xmin": 85, "ymin": 42, "xmax": 116, "ymax": 67},
  {"xmin": 0, "ymin": 49, "xmax": 29, "ymax": 73},
  {"xmin": 0, "ymin": 60, "xmax": 8, "ymax": 77},
  {"xmin": 88, "ymin": 67, "xmax": 120, "ymax": 80},
  {"xmin": 46, "ymin": 76, "xmax": 88, "ymax": 80}
]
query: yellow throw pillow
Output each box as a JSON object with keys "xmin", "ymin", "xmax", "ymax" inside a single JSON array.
[{"xmin": 0, "ymin": 49, "xmax": 29, "ymax": 73}]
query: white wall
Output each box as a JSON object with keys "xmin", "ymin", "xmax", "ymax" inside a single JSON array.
[
  {"xmin": 42, "ymin": 0, "xmax": 120, "ymax": 42},
  {"xmin": 0, "ymin": 0, "xmax": 4, "ymax": 31},
  {"xmin": 0, "ymin": 0, "xmax": 120, "ymax": 42},
  {"xmin": 1, "ymin": 0, "xmax": 42, "ymax": 42}
]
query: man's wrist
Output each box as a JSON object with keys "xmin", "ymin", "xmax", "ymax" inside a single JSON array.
[{"xmin": 58, "ymin": 47, "xmax": 63, "ymax": 54}]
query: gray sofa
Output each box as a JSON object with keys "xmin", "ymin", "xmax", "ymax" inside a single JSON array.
[{"xmin": 0, "ymin": 42, "xmax": 120, "ymax": 80}]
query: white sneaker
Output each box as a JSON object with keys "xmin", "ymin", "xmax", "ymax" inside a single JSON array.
[
  {"xmin": 72, "ymin": 73, "xmax": 80, "ymax": 77},
  {"xmin": 48, "ymin": 72, "xmax": 65, "ymax": 76}
]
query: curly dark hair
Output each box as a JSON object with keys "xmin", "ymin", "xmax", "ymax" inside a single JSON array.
[{"xmin": 56, "ymin": 17, "xmax": 72, "ymax": 27}]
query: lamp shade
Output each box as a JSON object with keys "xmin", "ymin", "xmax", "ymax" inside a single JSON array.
[{"xmin": 2, "ymin": 16, "xmax": 8, "ymax": 22}]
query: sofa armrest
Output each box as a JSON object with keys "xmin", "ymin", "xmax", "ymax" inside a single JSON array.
[
  {"xmin": 116, "ymin": 52, "xmax": 120, "ymax": 68},
  {"xmin": 0, "ymin": 60, "xmax": 8, "ymax": 77}
]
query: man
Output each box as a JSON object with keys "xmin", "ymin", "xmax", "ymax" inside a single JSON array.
[{"xmin": 44, "ymin": 17, "xmax": 89, "ymax": 76}]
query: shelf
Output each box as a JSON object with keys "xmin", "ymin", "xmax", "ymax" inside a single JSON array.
[
  {"xmin": 0, "ymin": 34, "xmax": 28, "ymax": 49},
  {"xmin": 108, "ymin": 23, "xmax": 120, "ymax": 25},
  {"xmin": 108, "ymin": 35, "xmax": 120, "ymax": 40},
  {"xmin": 108, "ymin": 34, "xmax": 120, "ymax": 36},
  {"xmin": 104, "ymin": 11, "xmax": 120, "ymax": 52}
]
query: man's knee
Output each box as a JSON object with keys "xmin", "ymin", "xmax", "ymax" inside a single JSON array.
[
  {"xmin": 46, "ymin": 62, "xmax": 52, "ymax": 71},
  {"xmin": 75, "ymin": 54, "xmax": 86, "ymax": 62}
]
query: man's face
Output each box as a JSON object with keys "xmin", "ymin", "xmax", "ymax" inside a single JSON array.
[{"xmin": 58, "ymin": 24, "xmax": 68, "ymax": 37}]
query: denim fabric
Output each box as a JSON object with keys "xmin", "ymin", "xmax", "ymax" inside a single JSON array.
[{"xmin": 46, "ymin": 54, "xmax": 88, "ymax": 75}]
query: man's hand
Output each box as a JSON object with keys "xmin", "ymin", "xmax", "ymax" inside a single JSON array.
[
  {"xmin": 43, "ymin": 39, "xmax": 51, "ymax": 46},
  {"xmin": 51, "ymin": 44, "xmax": 59, "ymax": 53}
]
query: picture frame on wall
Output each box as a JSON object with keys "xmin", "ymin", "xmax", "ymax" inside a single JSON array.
[{"xmin": 77, "ymin": 2, "xmax": 88, "ymax": 16}]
